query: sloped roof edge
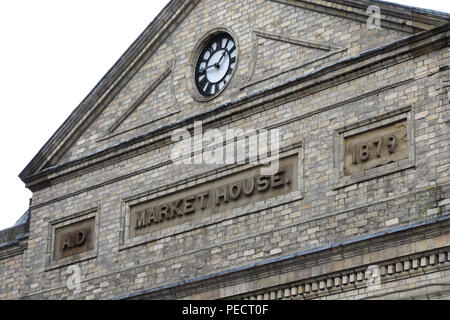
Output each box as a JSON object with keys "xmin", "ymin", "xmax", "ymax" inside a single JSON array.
[
  {"xmin": 371, "ymin": 0, "xmax": 450, "ymax": 19},
  {"xmin": 18, "ymin": 0, "xmax": 450, "ymax": 182},
  {"xmin": 18, "ymin": 0, "xmax": 192, "ymax": 180}
]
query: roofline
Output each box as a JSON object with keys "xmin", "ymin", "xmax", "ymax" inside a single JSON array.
[
  {"xmin": 21, "ymin": 21, "xmax": 449, "ymax": 190},
  {"xmin": 371, "ymin": 0, "xmax": 450, "ymax": 19},
  {"xmin": 19, "ymin": 0, "xmax": 450, "ymax": 183},
  {"xmin": 19, "ymin": 0, "xmax": 192, "ymax": 180}
]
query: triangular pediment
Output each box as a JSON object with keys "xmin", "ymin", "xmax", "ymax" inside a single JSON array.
[{"xmin": 19, "ymin": 0, "xmax": 450, "ymax": 185}]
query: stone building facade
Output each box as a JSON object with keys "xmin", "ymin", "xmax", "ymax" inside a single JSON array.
[{"xmin": 1, "ymin": 0, "xmax": 450, "ymax": 300}]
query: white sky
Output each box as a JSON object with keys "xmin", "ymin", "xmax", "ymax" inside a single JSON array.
[{"xmin": 0, "ymin": 0, "xmax": 448, "ymax": 230}]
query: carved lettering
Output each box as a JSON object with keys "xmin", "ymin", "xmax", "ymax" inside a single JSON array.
[
  {"xmin": 359, "ymin": 143, "xmax": 370, "ymax": 162},
  {"xmin": 130, "ymin": 155, "xmax": 298, "ymax": 238},
  {"xmin": 344, "ymin": 120, "xmax": 407, "ymax": 176},
  {"xmin": 271, "ymin": 170, "xmax": 285, "ymax": 188},
  {"xmin": 136, "ymin": 210, "xmax": 146, "ymax": 228},
  {"xmin": 54, "ymin": 218, "xmax": 95, "ymax": 260},
  {"xmin": 197, "ymin": 192, "xmax": 209, "ymax": 209},
  {"xmin": 136, "ymin": 208, "xmax": 159, "ymax": 229},
  {"xmin": 386, "ymin": 135, "xmax": 397, "ymax": 154},
  {"xmin": 159, "ymin": 204, "xmax": 171, "ymax": 221},
  {"xmin": 62, "ymin": 230, "xmax": 87, "ymax": 251},
  {"xmin": 170, "ymin": 199, "xmax": 184, "ymax": 216},
  {"xmin": 184, "ymin": 197, "xmax": 196, "ymax": 214},
  {"xmin": 215, "ymin": 186, "xmax": 229, "ymax": 206},
  {"xmin": 146, "ymin": 208, "xmax": 159, "ymax": 224},
  {"xmin": 351, "ymin": 134, "xmax": 402, "ymax": 164},
  {"xmin": 242, "ymin": 178, "xmax": 255, "ymax": 195},
  {"xmin": 229, "ymin": 183, "xmax": 241, "ymax": 200},
  {"xmin": 256, "ymin": 176, "xmax": 270, "ymax": 192},
  {"xmin": 62, "ymin": 237, "xmax": 70, "ymax": 250},
  {"xmin": 77, "ymin": 232, "xmax": 86, "ymax": 246}
]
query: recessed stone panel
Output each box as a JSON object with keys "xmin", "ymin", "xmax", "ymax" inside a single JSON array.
[
  {"xmin": 129, "ymin": 154, "xmax": 298, "ymax": 238},
  {"xmin": 344, "ymin": 120, "xmax": 407, "ymax": 176},
  {"xmin": 53, "ymin": 218, "xmax": 95, "ymax": 260},
  {"xmin": 333, "ymin": 107, "xmax": 415, "ymax": 189}
]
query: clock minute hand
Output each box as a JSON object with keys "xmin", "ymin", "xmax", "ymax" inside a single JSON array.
[
  {"xmin": 199, "ymin": 50, "xmax": 228, "ymax": 72},
  {"xmin": 199, "ymin": 63, "xmax": 217, "ymax": 73},
  {"xmin": 217, "ymin": 38, "xmax": 230, "ymax": 66},
  {"xmin": 216, "ymin": 50, "xmax": 227, "ymax": 66}
]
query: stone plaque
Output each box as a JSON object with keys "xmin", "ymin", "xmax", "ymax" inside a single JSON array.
[
  {"xmin": 344, "ymin": 120, "xmax": 407, "ymax": 176},
  {"xmin": 54, "ymin": 218, "xmax": 95, "ymax": 260},
  {"xmin": 129, "ymin": 154, "xmax": 298, "ymax": 238}
]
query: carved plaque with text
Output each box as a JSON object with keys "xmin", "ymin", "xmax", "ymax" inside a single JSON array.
[
  {"xmin": 54, "ymin": 218, "xmax": 95, "ymax": 260},
  {"xmin": 129, "ymin": 154, "xmax": 298, "ymax": 238},
  {"xmin": 344, "ymin": 120, "xmax": 407, "ymax": 176}
]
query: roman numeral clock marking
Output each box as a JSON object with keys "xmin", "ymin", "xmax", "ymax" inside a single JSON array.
[{"xmin": 195, "ymin": 32, "xmax": 237, "ymax": 98}]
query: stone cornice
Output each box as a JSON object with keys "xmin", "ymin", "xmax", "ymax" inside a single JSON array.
[
  {"xmin": 337, "ymin": 0, "xmax": 450, "ymax": 22},
  {"xmin": 271, "ymin": 0, "xmax": 449, "ymax": 34},
  {"xmin": 22, "ymin": 23, "xmax": 450, "ymax": 191},
  {"xmin": 0, "ymin": 234, "xmax": 28, "ymax": 261},
  {"xmin": 116, "ymin": 214, "xmax": 450, "ymax": 300},
  {"xmin": 18, "ymin": 1, "xmax": 450, "ymax": 185},
  {"xmin": 238, "ymin": 245, "xmax": 450, "ymax": 300}
]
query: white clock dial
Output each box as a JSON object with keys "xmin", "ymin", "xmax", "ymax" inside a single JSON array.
[{"xmin": 195, "ymin": 33, "xmax": 237, "ymax": 97}]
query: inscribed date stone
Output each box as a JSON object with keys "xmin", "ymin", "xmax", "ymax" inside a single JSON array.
[{"xmin": 344, "ymin": 120, "xmax": 407, "ymax": 176}]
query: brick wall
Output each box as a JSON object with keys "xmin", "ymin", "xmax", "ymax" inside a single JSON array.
[{"xmin": 2, "ymin": 0, "xmax": 449, "ymax": 299}]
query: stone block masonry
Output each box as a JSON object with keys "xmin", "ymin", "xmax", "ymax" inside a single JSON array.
[{"xmin": 2, "ymin": 0, "xmax": 450, "ymax": 300}]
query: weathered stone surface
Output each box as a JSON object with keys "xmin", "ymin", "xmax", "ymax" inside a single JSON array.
[
  {"xmin": 344, "ymin": 120, "xmax": 407, "ymax": 176},
  {"xmin": 2, "ymin": 0, "xmax": 450, "ymax": 300},
  {"xmin": 53, "ymin": 218, "xmax": 95, "ymax": 260}
]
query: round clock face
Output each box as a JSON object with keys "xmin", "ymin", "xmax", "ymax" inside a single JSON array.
[{"xmin": 195, "ymin": 33, "xmax": 237, "ymax": 97}]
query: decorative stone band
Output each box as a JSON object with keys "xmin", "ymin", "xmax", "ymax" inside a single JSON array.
[
  {"xmin": 113, "ymin": 215, "xmax": 450, "ymax": 300},
  {"xmin": 0, "ymin": 234, "xmax": 28, "ymax": 261},
  {"xmin": 238, "ymin": 249, "xmax": 450, "ymax": 300}
]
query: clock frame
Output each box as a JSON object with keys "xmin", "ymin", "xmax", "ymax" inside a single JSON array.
[
  {"xmin": 186, "ymin": 28, "xmax": 239, "ymax": 102},
  {"xmin": 194, "ymin": 33, "xmax": 237, "ymax": 97}
]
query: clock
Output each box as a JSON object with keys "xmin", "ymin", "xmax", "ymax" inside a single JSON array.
[{"xmin": 194, "ymin": 32, "xmax": 237, "ymax": 97}]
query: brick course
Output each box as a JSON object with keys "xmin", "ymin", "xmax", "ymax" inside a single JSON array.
[{"xmin": 2, "ymin": 0, "xmax": 450, "ymax": 300}]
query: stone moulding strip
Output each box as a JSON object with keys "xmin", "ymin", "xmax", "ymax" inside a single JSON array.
[
  {"xmin": 241, "ymin": 50, "xmax": 345, "ymax": 90},
  {"xmin": 123, "ymin": 140, "xmax": 303, "ymax": 203},
  {"xmin": 0, "ymin": 234, "xmax": 28, "ymax": 261},
  {"xmin": 29, "ymin": 135, "xmax": 303, "ymax": 211},
  {"xmin": 251, "ymin": 30, "xmax": 344, "ymax": 51},
  {"xmin": 243, "ymin": 29, "xmax": 345, "ymax": 88},
  {"xmin": 118, "ymin": 143, "xmax": 304, "ymax": 250},
  {"xmin": 329, "ymin": 0, "xmax": 450, "ymax": 27},
  {"xmin": 28, "ymin": 69, "xmax": 430, "ymax": 210},
  {"xmin": 44, "ymin": 206, "xmax": 101, "ymax": 271},
  {"xmin": 19, "ymin": 4, "xmax": 448, "ymax": 182},
  {"xmin": 238, "ymin": 246, "xmax": 450, "ymax": 300},
  {"xmin": 23, "ymin": 24, "xmax": 450, "ymax": 189},
  {"xmin": 102, "ymin": 63, "xmax": 178, "ymax": 138},
  {"xmin": 269, "ymin": 0, "xmax": 443, "ymax": 33},
  {"xmin": 19, "ymin": 200, "xmax": 449, "ymax": 298},
  {"xmin": 104, "ymin": 109, "xmax": 179, "ymax": 141},
  {"xmin": 28, "ymin": 73, "xmax": 418, "ymax": 197},
  {"xmin": 112, "ymin": 214, "xmax": 450, "ymax": 300}
]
